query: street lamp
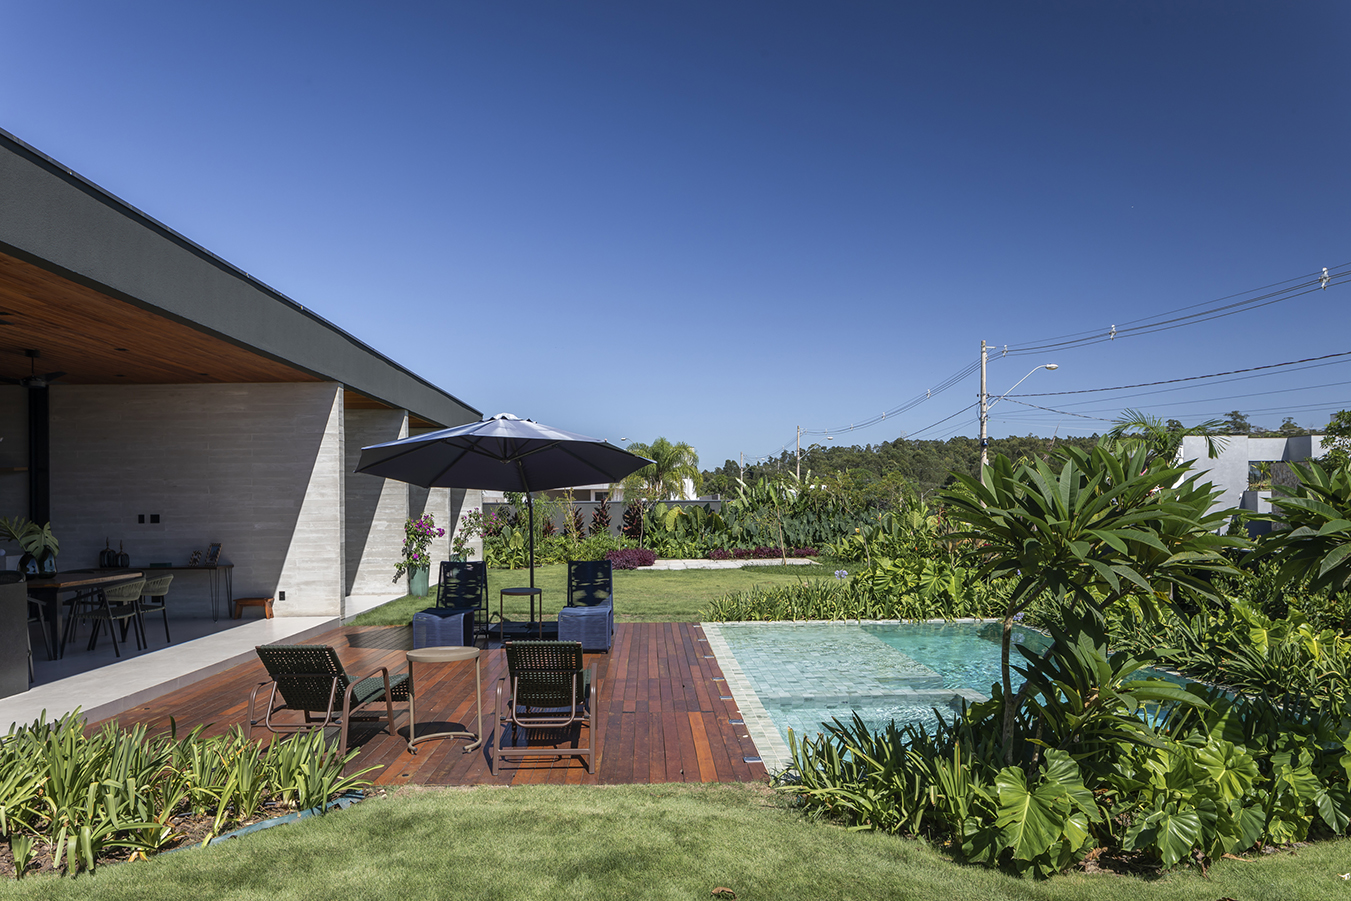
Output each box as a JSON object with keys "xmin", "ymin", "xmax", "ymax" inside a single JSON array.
[{"xmin": 980, "ymin": 362, "xmax": 1058, "ymax": 468}]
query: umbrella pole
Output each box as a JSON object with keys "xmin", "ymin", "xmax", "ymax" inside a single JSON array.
[{"xmin": 527, "ymin": 492, "xmax": 535, "ymax": 589}]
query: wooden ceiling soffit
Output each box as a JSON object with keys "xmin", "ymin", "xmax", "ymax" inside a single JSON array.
[
  {"xmin": 0, "ymin": 251, "xmax": 320, "ymax": 385},
  {"xmin": 342, "ymin": 390, "xmax": 441, "ymax": 430}
]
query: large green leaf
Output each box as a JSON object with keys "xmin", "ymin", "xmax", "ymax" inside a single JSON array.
[
  {"xmin": 992, "ymin": 766, "xmax": 1072, "ymax": 862},
  {"xmin": 1124, "ymin": 801, "xmax": 1204, "ymax": 867},
  {"xmin": 1315, "ymin": 785, "xmax": 1351, "ymax": 834}
]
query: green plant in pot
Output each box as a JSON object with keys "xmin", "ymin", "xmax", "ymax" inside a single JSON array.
[
  {"xmin": 0, "ymin": 516, "xmax": 60, "ymax": 576},
  {"xmin": 393, "ymin": 513, "xmax": 443, "ymax": 597}
]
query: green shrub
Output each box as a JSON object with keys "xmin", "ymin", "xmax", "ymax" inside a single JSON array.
[
  {"xmin": 0, "ymin": 713, "xmax": 373, "ymax": 877},
  {"xmin": 778, "ymin": 606, "xmax": 1351, "ymax": 877},
  {"xmin": 702, "ymin": 569, "xmax": 1007, "ymax": 622}
]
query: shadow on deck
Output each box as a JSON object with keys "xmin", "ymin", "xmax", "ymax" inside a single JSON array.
[{"xmin": 95, "ymin": 622, "xmax": 769, "ymax": 787}]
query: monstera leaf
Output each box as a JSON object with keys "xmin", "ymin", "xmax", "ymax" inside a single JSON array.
[
  {"xmin": 1315, "ymin": 784, "xmax": 1351, "ymax": 834},
  {"xmin": 1123, "ymin": 799, "xmax": 1207, "ymax": 867},
  {"xmin": 1193, "ymin": 738, "xmax": 1261, "ymax": 804},
  {"xmin": 992, "ymin": 761, "xmax": 1094, "ymax": 875}
]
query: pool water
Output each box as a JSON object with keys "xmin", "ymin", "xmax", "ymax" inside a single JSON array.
[{"xmin": 707, "ymin": 621, "xmax": 1051, "ymax": 747}]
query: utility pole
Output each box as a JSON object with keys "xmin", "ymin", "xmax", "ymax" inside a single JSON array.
[
  {"xmin": 739, "ymin": 452, "xmax": 744, "ymax": 483},
  {"xmin": 979, "ymin": 339, "xmax": 989, "ymax": 469},
  {"xmin": 795, "ymin": 426, "xmax": 801, "ymax": 480}
]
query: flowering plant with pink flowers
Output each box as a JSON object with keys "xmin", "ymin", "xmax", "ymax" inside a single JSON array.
[{"xmin": 392, "ymin": 513, "xmax": 445, "ymax": 582}]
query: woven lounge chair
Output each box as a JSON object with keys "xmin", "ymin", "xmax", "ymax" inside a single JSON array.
[
  {"xmin": 494, "ymin": 640, "xmax": 597, "ymax": 774},
  {"xmin": 247, "ymin": 644, "xmax": 410, "ymax": 755},
  {"xmin": 431, "ymin": 560, "xmax": 489, "ymax": 645},
  {"xmin": 557, "ymin": 560, "xmax": 614, "ymax": 651}
]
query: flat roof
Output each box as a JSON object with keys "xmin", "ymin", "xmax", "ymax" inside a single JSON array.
[{"xmin": 0, "ymin": 128, "xmax": 479, "ymax": 428}]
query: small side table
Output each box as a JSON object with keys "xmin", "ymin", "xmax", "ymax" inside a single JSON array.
[
  {"xmin": 406, "ymin": 646, "xmax": 482, "ymax": 753},
  {"xmin": 499, "ymin": 586, "xmax": 544, "ymax": 641}
]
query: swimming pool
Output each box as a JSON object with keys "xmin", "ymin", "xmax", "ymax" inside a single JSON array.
[{"xmin": 701, "ymin": 620, "xmax": 1051, "ymax": 771}]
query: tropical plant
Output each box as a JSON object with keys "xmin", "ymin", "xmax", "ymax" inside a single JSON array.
[
  {"xmin": 940, "ymin": 445, "xmax": 1243, "ymax": 759},
  {"xmin": 0, "ymin": 713, "xmax": 374, "ymax": 877},
  {"xmin": 618, "ymin": 437, "xmax": 702, "ymax": 503},
  {"xmin": 621, "ymin": 501, "xmax": 644, "ymax": 540},
  {"xmin": 0, "ymin": 516, "xmax": 59, "ymax": 560},
  {"xmin": 1105, "ymin": 409, "xmax": 1227, "ymax": 467},
  {"xmin": 1249, "ymin": 459, "xmax": 1351, "ymax": 595},
  {"xmin": 1321, "ymin": 409, "xmax": 1351, "ymax": 470},
  {"xmin": 589, "ymin": 497, "xmax": 611, "ymax": 536}
]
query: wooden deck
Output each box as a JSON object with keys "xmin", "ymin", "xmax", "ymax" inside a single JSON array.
[{"xmin": 94, "ymin": 623, "xmax": 769, "ymax": 786}]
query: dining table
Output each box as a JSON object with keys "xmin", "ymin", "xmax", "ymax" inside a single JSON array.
[{"xmin": 26, "ymin": 569, "xmax": 144, "ymax": 659}]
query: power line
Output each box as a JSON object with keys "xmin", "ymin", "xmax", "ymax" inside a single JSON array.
[
  {"xmin": 1001, "ymin": 398, "xmax": 1113, "ymax": 421},
  {"xmin": 1000, "ymin": 263, "xmax": 1350, "ymax": 356},
  {"xmin": 763, "ymin": 262, "xmax": 1348, "ymax": 460},
  {"xmin": 1007, "ymin": 350, "xmax": 1351, "ymax": 398}
]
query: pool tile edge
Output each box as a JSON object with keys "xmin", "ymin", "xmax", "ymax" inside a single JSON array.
[{"xmin": 701, "ymin": 622, "xmax": 793, "ymax": 774}]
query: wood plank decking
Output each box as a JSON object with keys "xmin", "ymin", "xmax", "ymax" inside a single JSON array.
[{"xmin": 94, "ymin": 623, "xmax": 769, "ymax": 786}]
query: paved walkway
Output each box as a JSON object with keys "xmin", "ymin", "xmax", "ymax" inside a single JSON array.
[
  {"xmin": 643, "ymin": 557, "xmax": 816, "ymax": 570},
  {"xmin": 6, "ymin": 590, "xmax": 408, "ymax": 731}
]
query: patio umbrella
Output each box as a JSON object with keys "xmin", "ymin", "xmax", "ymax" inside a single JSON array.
[{"xmin": 354, "ymin": 413, "xmax": 652, "ymax": 587}]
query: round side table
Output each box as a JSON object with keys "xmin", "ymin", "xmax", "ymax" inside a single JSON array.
[
  {"xmin": 406, "ymin": 645, "xmax": 482, "ymax": 753},
  {"xmin": 499, "ymin": 586, "xmax": 544, "ymax": 640}
]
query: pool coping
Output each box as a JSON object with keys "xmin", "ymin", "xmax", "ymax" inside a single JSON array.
[{"xmin": 700, "ymin": 618, "xmax": 1006, "ymax": 775}]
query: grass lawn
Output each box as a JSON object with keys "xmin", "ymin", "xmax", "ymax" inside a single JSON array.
[
  {"xmin": 1, "ymin": 783, "xmax": 1343, "ymax": 901},
  {"xmin": 349, "ymin": 561, "xmax": 833, "ymax": 626}
]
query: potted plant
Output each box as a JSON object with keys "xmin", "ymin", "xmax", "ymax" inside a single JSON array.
[
  {"xmin": 0, "ymin": 516, "xmax": 60, "ymax": 576},
  {"xmin": 393, "ymin": 513, "xmax": 444, "ymax": 597}
]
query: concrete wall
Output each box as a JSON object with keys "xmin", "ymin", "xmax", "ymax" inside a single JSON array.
[
  {"xmin": 49, "ymin": 382, "xmax": 347, "ymax": 616},
  {"xmin": 343, "ymin": 407, "xmax": 408, "ymax": 602},
  {"xmin": 1181, "ymin": 434, "xmax": 1329, "ymax": 519}
]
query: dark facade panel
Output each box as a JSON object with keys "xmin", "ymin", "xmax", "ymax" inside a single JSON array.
[{"xmin": 0, "ymin": 129, "xmax": 479, "ymax": 427}]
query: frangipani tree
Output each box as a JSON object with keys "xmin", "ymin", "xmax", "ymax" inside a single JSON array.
[
  {"xmin": 941, "ymin": 444, "xmax": 1243, "ymax": 760},
  {"xmin": 1250, "ymin": 459, "xmax": 1351, "ymax": 594}
]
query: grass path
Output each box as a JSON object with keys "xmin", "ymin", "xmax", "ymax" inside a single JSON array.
[{"xmin": 0, "ymin": 784, "xmax": 1343, "ymax": 900}]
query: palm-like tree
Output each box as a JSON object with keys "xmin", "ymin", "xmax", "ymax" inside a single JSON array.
[
  {"xmin": 618, "ymin": 437, "xmax": 702, "ymax": 503},
  {"xmin": 1105, "ymin": 409, "xmax": 1227, "ymax": 467}
]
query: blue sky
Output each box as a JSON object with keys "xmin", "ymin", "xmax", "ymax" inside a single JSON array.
[{"xmin": 5, "ymin": 2, "xmax": 1348, "ymax": 470}]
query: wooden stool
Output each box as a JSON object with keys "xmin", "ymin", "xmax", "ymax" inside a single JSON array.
[{"xmin": 233, "ymin": 596, "xmax": 274, "ymax": 619}]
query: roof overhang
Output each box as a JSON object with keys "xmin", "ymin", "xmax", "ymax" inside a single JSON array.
[{"xmin": 0, "ymin": 128, "xmax": 479, "ymax": 429}]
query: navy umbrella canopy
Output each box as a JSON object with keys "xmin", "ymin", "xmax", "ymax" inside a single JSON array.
[{"xmin": 355, "ymin": 413, "xmax": 652, "ymax": 586}]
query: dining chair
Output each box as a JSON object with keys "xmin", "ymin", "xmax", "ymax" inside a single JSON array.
[
  {"xmin": 65, "ymin": 578, "xmax": 147, "ymax": 658},
  {"xmin": 138, "ymin": 574, "xmax": 175, "ymax": 643}
]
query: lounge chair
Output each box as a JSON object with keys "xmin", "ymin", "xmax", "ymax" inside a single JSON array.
[
  {"xmin": 430, "ymin": 559, "xmax": 489, "ymax": 645},
  {"xmin": 493, "ymin": 640, "xmax": 597, "ymax": 774},
  {"xmin": 557, "ymin": 560, "xmax": 614, "ymax": 651},
  {"xmin": 247, "ymin": 644, "xmax": 409, "ymax": 755}
]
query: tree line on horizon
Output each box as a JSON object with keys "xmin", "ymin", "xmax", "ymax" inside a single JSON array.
[{"xmin": 700, "ymin": 409, "xmax": 1332, "ymax": 503}]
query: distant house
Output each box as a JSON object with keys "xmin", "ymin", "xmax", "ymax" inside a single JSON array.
[
  {"xmin": 1180, "ymin": 434, "xmax": 1327, "ymax": 534},
  {"xmin": 0, "ymin": 128, "xmax": 482, "ymax": 619},
  {"xmin": 483, "ymin": 478, "xmax": 701, "ymax": 505}
]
